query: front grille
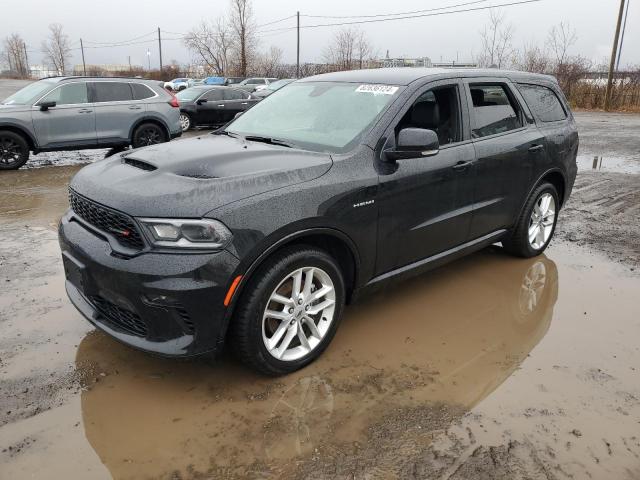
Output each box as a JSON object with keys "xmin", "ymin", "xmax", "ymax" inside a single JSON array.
[
  {"xmin": 89, "ymin": 295, "xmax": 148, "ymax": 337},
  {"xmin": 69, "ymin": 189, "xmax": 145, "ymax": 251}
]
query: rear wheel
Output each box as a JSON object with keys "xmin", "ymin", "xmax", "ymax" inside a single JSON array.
[
  {"xmin": 179, "ymin": 113, "xmax": 192, "ymax": 132},
  {"xmin": 230, "ymin": 246, "xmax": 346, "ymax": 375},
  {"xmin": 503, "ymin": 182, "xmax": 559, "ymax": 257},
  {"xmin": 0, "ymin": 131, "xmax": 29, "ymax": 170},
  {"xmin": 132, "ymin": 123, "xmax": 167, "ymax": 148}
]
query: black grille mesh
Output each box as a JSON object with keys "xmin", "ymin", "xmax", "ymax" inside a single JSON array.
[
  {"xmin": 89, "ymin": 295, "xmax": 148, "ymax": 337},
  {"xmin": 69, "ymin": 190, "xmax": 144, "ymax": 251}
]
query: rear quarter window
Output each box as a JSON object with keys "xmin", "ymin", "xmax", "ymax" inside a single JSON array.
[
  {"xmin": 518, "ymin": 84, "xmax": 567, "ymax": 122},
  {"xmin": 132, "ymin": 83, "xmax": 156, "ymax": 100}
]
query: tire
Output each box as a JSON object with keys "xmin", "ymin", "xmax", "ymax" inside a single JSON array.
[
  {"xmin": 230, "ymin": 245, "xmax": 346, "ymax": 376},
  {"xmin": 179, "ymin": 113, "xmax": 192, "ymax": 132},
  {"xmin": 0, "ymin": 130, "xmax": 30, "ymax": 170},
  {"xmin": 131, "ymin": 123, "xmax": 167, "ymax": 148},
  {"xmin": 502, "ymin": 182, "xmax": 559, "ymax": 258}
]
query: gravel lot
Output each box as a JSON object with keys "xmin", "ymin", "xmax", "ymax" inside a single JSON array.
[{"xmin": 0, "ymin": 79, "xmax": 639, "ymax": 479}]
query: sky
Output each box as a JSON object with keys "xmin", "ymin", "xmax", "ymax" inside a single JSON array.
[{"xmin": 2, "ymin": 0, "xmax": 638, "ymax": 71}]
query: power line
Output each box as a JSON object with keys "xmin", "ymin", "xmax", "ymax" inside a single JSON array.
[
  {"xmin": 259, "ymin": 0, "xmax": 542, "ymax": 33},
  {"xmin": 257, "ymin": 14, "xmax": 296, "ymax": 28},
  {"xmin": 82, "ymin": 30, "xmax": 156, "ymax": 46},
  {"xmin": 300, "ymin": 0, "xmax": 489, "ymax": 19}
]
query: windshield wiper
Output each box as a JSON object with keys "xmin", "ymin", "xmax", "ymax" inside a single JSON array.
[
  {"xmin": 244, "ymin": 135, "xmax": 294, "ymax": 148},
  {"xmin": 214, "ymin": 130, "xmax": 239, "ymax": 138}
]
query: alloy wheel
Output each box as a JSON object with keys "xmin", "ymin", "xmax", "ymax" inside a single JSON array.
[
  {"xmin": 0, "ymin": 137, "xmax": 22, "ymax": 165},
  {"xmin": 179, "ymin": 114, "xmax": 191, "ymax": 131},
  {"xmin": 262, "ymin": 267, "xmax": 336, "ymax": 362},
  {"xmin": 528, "ymin": 193, "xmax": 556, "ymax": 250}
]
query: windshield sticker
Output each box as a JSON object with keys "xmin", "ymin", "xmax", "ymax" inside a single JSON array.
[{"xmin": 355, "ymin": 84, "xmax": 399, "ymax": 95}]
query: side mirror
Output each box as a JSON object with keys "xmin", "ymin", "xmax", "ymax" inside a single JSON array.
[
  {"xmin": 234, "ymin": 112, "xmax": 244, "ymax": 119},
  {"xmin": 385, "ymin": 128, "xmax": 439, "ymax": 161},
  {"xmin": 38, "ymin": 100, "xmax": 57, "ymax": 111},
  {"xmin": 196, "ymin": 98, "xmax": 208, "ymax": 105}
]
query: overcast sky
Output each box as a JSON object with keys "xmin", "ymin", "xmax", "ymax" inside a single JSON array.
[{"xmin": 3, "ymin": 0, "xmax": 638, "ymax": 71}]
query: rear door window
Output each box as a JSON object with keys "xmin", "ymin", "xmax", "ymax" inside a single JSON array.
[
  {"xmin": 469, "ymin": 84, "xmax": 522, "ymax": 138},
  {"xmin": 518, "ymin": 84, "xmax": 567, "ymax": 122},
  {"xmin": 223, "ymin": 89, "xmax": 248, "ymax": 100},
  {"xmin": 131, "ymin": 83, "xmax": 156, "ymax": 100},
  {"xmin": 203, "ymin": 89, "xmax": 223, "ymax": 101},
  {"xmin": 92, "ymin": 82, "xmax": 133, "ymax": 103}
]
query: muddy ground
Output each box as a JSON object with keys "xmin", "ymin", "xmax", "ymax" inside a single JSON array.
[{"xmin": 0, "ymin": 87, "xmax": 639, "ymax": 478}]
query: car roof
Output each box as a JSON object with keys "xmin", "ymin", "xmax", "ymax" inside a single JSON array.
[
  {"xmin": 45, "ymin": 76, "xmax": 162, "ymax": 85},
  {"xmin": 299, "ymin": 68, "xmax": 557, "ymax": 86}
]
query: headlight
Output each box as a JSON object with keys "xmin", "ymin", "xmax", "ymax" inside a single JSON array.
[{"xmin": 138, "ymin": 218, "xmax": 232, "ymax": 250}]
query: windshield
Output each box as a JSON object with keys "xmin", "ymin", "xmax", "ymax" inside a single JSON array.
[
  {"xmin": 226, "ymin": 81, "xmax": 402, "ymax": 153},
  {"xmin": 2, "ymin": 80, "xmax": 57, "ymax": 105},
  {"xmin": 176, "ymin": 88, "xmax": 206, "ymax": 102}
]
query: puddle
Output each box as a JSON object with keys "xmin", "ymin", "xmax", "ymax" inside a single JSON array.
[
  {"xmin": 1, "ymin": 163, "xmax": 639, "ymax": 479},
  {"xmin": 576, "ymin": 154, "xmax": 640, "ymax": 174}
]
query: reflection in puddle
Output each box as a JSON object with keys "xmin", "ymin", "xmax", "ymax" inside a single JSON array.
[{"xmin": 76, "ymin": 250, "xmax": 557, "ymax": 478}]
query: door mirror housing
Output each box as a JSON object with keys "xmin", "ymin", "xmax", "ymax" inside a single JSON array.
[
  {"xmin": 234, "ymin": 111, "xmax": 244, "ymax": 119},
  {"xmin": 196, "ymin": 98, "xmax": 208, "ymax": 105},
  {"xmin": 385, "ymin": 128, "xmax": 439, "ymax": 161},
  {"xmin": 38, "ymin": 100, "xmax": 57, "ymax": 111}
]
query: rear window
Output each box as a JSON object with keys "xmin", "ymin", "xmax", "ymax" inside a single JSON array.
[
  {"xmin": 132, "ymin": 83, "xmax": 155, "ymax": 100},
  {"xmin": 469, "ymin": 84, "xmax": 522, "ymax": 138},
  {"xmin": 92, "ymin": 82, "xmax": 133, "ymax": 102},
  {"xmin": 519, "ymin": 84, "xmax": 567, "ymax": 122}
]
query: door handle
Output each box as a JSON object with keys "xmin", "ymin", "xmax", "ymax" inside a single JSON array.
[
  {"xmin": 452, "ymin": 160, "xmax": 473, "ymax": 171},
  {"xmin": 217, "ymin": 104, "xmax": 225, "ymax": 107},
  {"xmin": 241, "ymin": 102, "xmax": 248, "ymax": 105},
  {"xmin": 128, "ymin": 106, "xmax": 142, "ymax": 110},
  {"xmin": 78, "ymin": 109, "xmax": 92, "ymax": 114},
  {"xmin": 528, "ymin": 144, "xmax": 544, "ymax": 152}
]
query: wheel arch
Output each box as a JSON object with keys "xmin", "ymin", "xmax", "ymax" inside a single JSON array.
[
  {"xmin": 0, "ymin": 123, "xmax": 37, "ymax": 150},
  {"xmin": 221, "ymin": 227, "xmax": 361, "ymax": 339},
  {"xmin": 129, "ymin": 116, "xmax": 171, "ymax": 143},
  {"xmin": 517, "ymin": 168, "xmax": 567, "ymax": 221}
]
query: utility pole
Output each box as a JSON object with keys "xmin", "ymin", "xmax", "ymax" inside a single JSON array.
[
  {"xmin": 604, "ymin": 0, "xmax": 626, "ymax": 111},
  {"xmin": 128, "ymin": 56, "xmax": 132, "ymax": 72},
  {"xmin": 615, "ymin": 0, "xmax": 630, "ymax": 71},
  {"xmin": 158, "ymin": 27, "xmax": 163, "ymax": 73},
  {"xmin": 296, "ymin": 11, "xmax": 300, "ymax": 78},
  {"xmin": 23, "ymin": 41, "xmax": 29, "ymax": 78},
  {"xmin": 80, "ymin": 38, "xmax": 87, "ymax": 75},
  {"xmin": 147, "ymin": 49, "xmax": 151, "ymax": 71}
]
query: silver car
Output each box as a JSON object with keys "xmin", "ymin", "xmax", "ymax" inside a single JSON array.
[{"xmin": 0, "ymin": 77, "xmax": 182, "ymax": 169}]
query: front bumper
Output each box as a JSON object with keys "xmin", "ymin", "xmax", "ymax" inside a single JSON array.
[{"xmin": 59, "ymin": 210, "xmax": 240, "ymax": 357}]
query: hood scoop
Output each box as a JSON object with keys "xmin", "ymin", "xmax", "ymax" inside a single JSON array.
[{"xmin": 123, "ymin": 157, "xmax": 157, "ymax": 171}]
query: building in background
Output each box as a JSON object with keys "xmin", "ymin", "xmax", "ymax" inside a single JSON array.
[{"xmin": 382, "ymin": 57, "xmax": 433, "ymax": 68}]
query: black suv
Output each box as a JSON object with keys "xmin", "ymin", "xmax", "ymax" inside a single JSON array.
[{"xmin": 59, "ymin": 68, "xmax": 578, "ymax": 375}]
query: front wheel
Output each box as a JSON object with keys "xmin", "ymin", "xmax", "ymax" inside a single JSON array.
[
  {"xmin": 0, "ymin": 131, "xmax": 30, "ymax": 170},
  {"xmin": 179, "ymin": 113, "xmax": 192, "ymax": 132},
  {"xmin": 502, "ymin": 182, "xmax": 559, "ymax": 257},
  {"xmin": 230, "ymin": 246, "xmax": 346, "ymax": 375},
  {"xmin": 131, "ymin": 123, "xmax": 167, "ymax": 148}
]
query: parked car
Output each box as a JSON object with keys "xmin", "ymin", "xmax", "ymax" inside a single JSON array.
[
  {"xmin": 236, "ymin": 77, "xmax": 279, "ymax": 93},
  {"xmin": 0, "ymin": 76, "xmax": 181, "ymax": 169},
  {"xmin": 164, "ymin": 78, "xmax": 193, "ymax": 91},
  {"xmin": 203, "ymin": 76, "xmax": 225, "ymax": 85},
  {"xmin": 59, "ymin": 68, "xmax": 577, "ymax": 375},
  {"xmin": 252, "ymin": 79, "xmax": 296, "ymax": 99},
  {"xmin": 175, "ymin": 86, "xmax": 258, "ymax": 131},
  {"xmin": 224, "ymin": 77, "xmax": 245, "ymax": 86}
]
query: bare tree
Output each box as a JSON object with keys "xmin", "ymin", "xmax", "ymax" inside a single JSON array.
[
  {"xmin": 1, "ymin": 34, "xmax": 29, "ymax": 78},
  {"xmin": 547, "ymin": 22, "xmax": 577, "ymax": 68},
  {"xmin": 255, "ymin": 46, "xmax": 283, "ymax": 77},
  {"xmin": 41, "ymin": 23, "xmax": 71, "ymax": 75},
  {"xmin": 513, "ymin": 42, "xmax": 551, "ymax": 73},
  {"xmin": 477, "ymin": 10, "xmax": 514, "ymax": 69},
  {"xmin": 229, "ymin": 0, "xmax": 256, "ymax": 76},
  {"xmin": 323, "ymin": 27, "xmax": 374, "ymax": 71},
  {"xmin": 184, "ymin": 18, "xmax": 233, "ymax": 75}
]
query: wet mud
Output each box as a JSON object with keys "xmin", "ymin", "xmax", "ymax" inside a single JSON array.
[{"xmin": 1, "ymin": 111, "xmax": 639, "ymax": 479}]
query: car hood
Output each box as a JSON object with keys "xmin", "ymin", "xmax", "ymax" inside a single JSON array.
[
  {"xmin": 0, "ymin": 103, "xmax": 31, "ymax": 113},
  {"xmin": 70, "ymin": 134, "xmax": 332, "ymax": 218}
]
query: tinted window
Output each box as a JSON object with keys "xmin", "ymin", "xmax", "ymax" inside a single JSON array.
[
  {"xmin": 41, "ymin": 83, "xmax": 88, "ymax": 105},
  {"xmin": 247, "ymin": 79, "xmax": 264, "ymax": 85},
  {"xmin": 203, "ymin": 89, "xmax": 223, "ymax": 101},
  {"xmin": 396, "ymin": 85, "xmax": 461, "ymax": 146},
  {"xmin": 223, "ymin": 89, "xmax": 248, "ymax": 100},
  {"xmin": 93, "ymin": 82, "xmax": 133, "ymax": 102},
  {"xmin": 469, "ymin": 84, "xmax": 522, "ymax": 138},
  {"xmin": 519, "ymin": 84, "xmax": 567, "ymax": 122},
  {"xmin": 132, "ymin": 83, "xmax": 155, "ymax": 100}
]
